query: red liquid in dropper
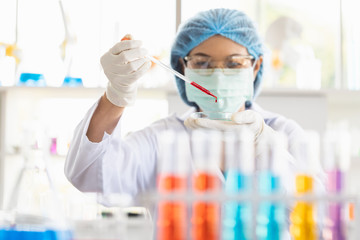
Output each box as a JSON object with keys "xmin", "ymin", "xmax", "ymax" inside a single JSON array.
[{"xmin": 191, "ymin": 82, "xmax": 218, "ymax": 102}]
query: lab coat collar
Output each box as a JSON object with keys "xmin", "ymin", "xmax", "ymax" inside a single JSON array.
[{"xmin": 176, "ymin": 107, "xmax": 197, "ymax": 122}]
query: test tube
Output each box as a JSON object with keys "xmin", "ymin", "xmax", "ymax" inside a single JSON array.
[
  {"xmin": 222, "ymin": 129, "xmax": 255, "ymax": 240},
  {"xmin": 321, "ymin": 130, "xmax": 350, "ymax": 240},
  {"xmin": 289, "ymin": 131, "xmax": 320, "ymax": 240},
  {"xmin": 255, "ymin": 135, "xmax": 286, "ymax": 240},
  {"xmin": 190, "ymin": 130, "xmax": 222, "ymax": 240},
  {"xmin": 156, "ymin": 130, "xmax": 190, "ymax": 240}
]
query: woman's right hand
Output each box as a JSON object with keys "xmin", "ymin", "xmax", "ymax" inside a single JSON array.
[{"xmin": 100, "ymin": 35, "xmax": 151, "ymax": 107}]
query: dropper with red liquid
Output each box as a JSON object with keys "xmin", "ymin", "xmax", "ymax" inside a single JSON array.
[
  {"xmin": 121, "ymin": 35, "xmax": 218, "ymax": 102},
  {"xmin": 147, "ymin": 55, "xmax": 218, "ymax": 102}
]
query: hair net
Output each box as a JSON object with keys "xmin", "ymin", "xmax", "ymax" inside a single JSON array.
[{"xmin": 170, "ymin": 8, "xmax": 265, "ymax": 109}]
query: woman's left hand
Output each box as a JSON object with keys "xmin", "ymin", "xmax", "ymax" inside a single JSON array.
[{"xmin": 185, "ymin": 110, "xmax": 280, "ymax": 144}]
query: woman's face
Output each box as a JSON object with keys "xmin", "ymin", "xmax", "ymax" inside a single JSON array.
[
  {"xmin": 181, "ymin": 35, "xmax": 263, "ymax": 112},
  {"xmin": 182, "ymin": 34, "xmax": 263, "ymax": 82}
]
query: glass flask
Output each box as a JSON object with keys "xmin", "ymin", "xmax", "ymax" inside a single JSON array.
[{"xmin": 0, "ymin": 124, "xmax": 72, "ymax": 240}]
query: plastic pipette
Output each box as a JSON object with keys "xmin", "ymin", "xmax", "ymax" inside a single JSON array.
[{"xmin": 147, "ymin": 55, "xmax": 218, "ymax": 102}]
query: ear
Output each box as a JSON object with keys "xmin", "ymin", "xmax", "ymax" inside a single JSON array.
[
  {"xmin": 179, "ymin": 57, "xmax": 185, "ymax": 74},
  {"xmin": 253, "ymin": 56, "xmax": 263, "ymax": 82}
]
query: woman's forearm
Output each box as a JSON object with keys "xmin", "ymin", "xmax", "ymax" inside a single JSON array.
[{"xmin": 86, "ymin": 93, "xmax": 125, "ymax": 142}]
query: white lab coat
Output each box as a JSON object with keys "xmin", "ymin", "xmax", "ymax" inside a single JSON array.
[{"xmin": 64, "ymin": 99, "xmax": 318, "ymax": 201}]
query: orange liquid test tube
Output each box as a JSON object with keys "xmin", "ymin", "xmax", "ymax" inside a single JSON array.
[
  {"xmin": 192, "ymin": 172, "xmax": 221, "ymax": 240},
  {"xmin": 157, "ymin": 174, "xmax": 187, "ymax": 240},
  {"xmin": 156, "ymin": 131, "xmax": 190, "ymax": 240}
]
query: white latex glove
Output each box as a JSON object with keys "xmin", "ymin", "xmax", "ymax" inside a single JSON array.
[
  {"xmin": 185, "ymin": 110, "xmax": 293, "ymax": 165},
  {"xmin": 100, "ymin": 36, "xmax": 151, "ymax": 107},
  {"xmin": 184, "ymin": 110, "xmax": 272, "ymax": 143},
  {"xmin": 184, "ymin": 110, "xmax": 295, "ymax": 175}
]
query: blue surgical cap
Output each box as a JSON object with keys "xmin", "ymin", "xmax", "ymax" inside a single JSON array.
[{"xmin": 170, "ymin": 8, "xmax": 265, "ymax": 108}]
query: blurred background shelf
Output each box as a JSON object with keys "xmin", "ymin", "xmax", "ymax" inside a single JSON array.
[{"xmin": 1, "ymin": 0, "xmax": 360, "ymax": 220}]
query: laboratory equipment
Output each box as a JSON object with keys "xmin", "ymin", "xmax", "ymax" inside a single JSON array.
[
  {"xmin": 17, "ymin": 72, "xmax": 46, "ymax": 86},
  {"xmin": 147, "ymin": 55, "xmax": 218, "ymax": 102},
  {"xmin": 62, "ymin": 76, "xmax": 83, "ymax": 87},
  {"xmin": 190, "ymin": 130, "xmax": 222, "ymax": 240},
  {"xmin": 0, "ymin": 124, "xmax": 72, "ymax": 240},
  {"xmin": 256, "ymin": 136, "xmax": 286, "ymax": 240},
  {"xmin": 223, "ymin": 129, "xmax": 255, "ymax": 240},
  {"xmin": 322, "ymin": 130, "xmax": 351, "ymax": 240},
  {"xmin": 0, "ymin": 43, "xmax": 19, "ymax": 86},
  {"xmin": 132, "ymin": 128, "xmax": 360, "ymax": 240},
  {"xmin": 289, "ymin": 131, "xmax": 320, "ymax": 240},
  {"xmin": 156, "ymin": 130, "xmax": 190, "ymax": 240},
  {"xmin": 59, "ymin": 0, "xmax": 82, "ymax": 87}
]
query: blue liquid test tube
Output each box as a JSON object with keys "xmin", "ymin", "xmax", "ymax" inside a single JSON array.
[
  {"xmin": 223, "ymin": 170, "xmax": 253, "ymax": 240},
  {"xmin": 256, "ymin": 171, "xmax": 284, "ymax": 240},
  {"xmin": 256, "ymin": 136, "xmax": 286, "ymax": 240},
  {"xmin": 223, "ymin": 130, "xmax": 255, "ymax": 240}
]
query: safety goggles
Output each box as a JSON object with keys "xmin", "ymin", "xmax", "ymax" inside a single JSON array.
[
  {"xmin": 184, "ymin": 55, "xmax": 256, "ymax": 76},
  {"xmin": 184, "ymin": 54, "xmax": 254, "ymax": 69}
]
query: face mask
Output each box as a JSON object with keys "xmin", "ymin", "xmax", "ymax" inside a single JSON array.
[{"xmin": 184, "ymin": 68, "xmax": 254, "ymax": 113}]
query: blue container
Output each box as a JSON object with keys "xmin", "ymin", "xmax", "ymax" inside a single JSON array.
[
  {"xmin": 18, "ymin": 73, "xmax": 46, "ymax": 87},
  {"xmin": 62, "ymin": 76, "xmax": 83, "ymax": 87},
  {"xmin": 0, "ymin": 228, "xmax": 72, "ymax": 240}
]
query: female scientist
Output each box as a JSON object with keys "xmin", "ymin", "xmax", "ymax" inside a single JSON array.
[{"xmin": 65, "ymin": 8, "xmax": 307, "ymax": 198}]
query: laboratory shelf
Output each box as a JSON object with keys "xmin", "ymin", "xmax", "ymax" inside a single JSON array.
[{"xmin": 260, "ymin": 87, "xmax": 360, "ymax": 104}]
